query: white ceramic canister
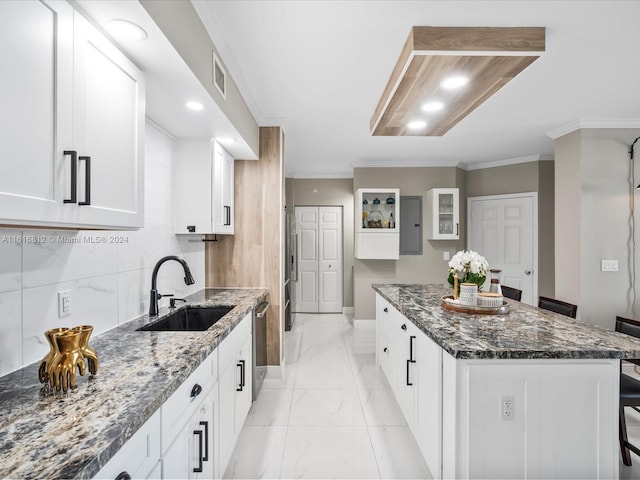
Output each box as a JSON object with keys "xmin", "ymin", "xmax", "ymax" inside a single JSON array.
[{"xmin": 459, "ymin": 282, "xmax": 478, "ymax": 306}]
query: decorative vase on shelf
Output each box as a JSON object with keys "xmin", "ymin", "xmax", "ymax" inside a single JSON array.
[{"xmin": 447, "ymin": 250, "xmax": 489, "ymax": 298}]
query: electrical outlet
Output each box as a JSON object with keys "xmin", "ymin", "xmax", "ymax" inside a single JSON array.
[
  {"xmin": 501, "ymin": 396, "xmax": 514, "ymax": 421},
  {"xmin": 443, "ymin": 251, "xmax": 450, "ymax": 261},
  {"xmin": 58, "ymin": 290, "xmax": 71, "ymax": 317}
]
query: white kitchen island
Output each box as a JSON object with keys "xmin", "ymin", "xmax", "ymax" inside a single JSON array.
[{"xmin": 374, "ymin": 284, "xmax": 640, "ymax": 480}]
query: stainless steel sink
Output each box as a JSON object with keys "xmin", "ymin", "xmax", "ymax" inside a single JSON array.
[{"xmin": 137, "ymin": 305, "xmax": 235, "ymax": 331}]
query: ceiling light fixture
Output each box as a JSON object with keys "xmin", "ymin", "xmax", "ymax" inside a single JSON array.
[
  {"xmin": 107, "ymin": 19, "xmax": 147, "ymax": 41},
  {"xmin": 407, "ymin": 120, "xmax": 427, "ymax": 130},
  {"xmin": 371, "ymin": 26, "xmax": 545, "ymax": 136},
  {"xmin": 440, "ymin": 75, "xmax": 469, "ymax": 90},
  {"xmin": 186, "ymin": 101, "xmax": 204, "ymax": 111},
  {"xmin": 421, "ymin": 101, "xmax": 445, "ymax": 112}
]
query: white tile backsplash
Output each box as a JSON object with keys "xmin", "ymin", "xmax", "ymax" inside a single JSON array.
[
  {"xmin": 0, "ymin": 291, "xmax": 22, "ymax": 375},
  {"xmin": 0, "ymin": 229, "xmax": 22, "ymax": 293},
  {"xmin": 22, "ymin": 275, "xmax": 119, "ymax": 367},
  {"xmin": 0, "ymin": 122, "xmax": 205, "ymax": 377},
  {"xmin": 21, "ymin": 230, "xmax": 119, "ymax": 288}
]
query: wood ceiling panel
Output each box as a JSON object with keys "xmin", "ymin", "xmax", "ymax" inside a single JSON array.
[{"xmin": 371, "ymin": 27, "xmax": 545, "ymax": 137}]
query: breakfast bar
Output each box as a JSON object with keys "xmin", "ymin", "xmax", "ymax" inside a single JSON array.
[{"xmin": 373, "ymin": 283, "xmax": 640, "ymax": 480}]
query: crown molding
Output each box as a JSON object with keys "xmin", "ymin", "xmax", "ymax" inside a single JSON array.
[
  {"xmin": 464, "ymin": 155, "xmax": 544, "ymax": 171},
  {"xmin": 546, "ymin": 119, "xmax": 640, "ymax": 139},
  {"xmin": 288, "ymin": 172, "xmax": 354, "ymax": 179},
  {"xmin": 351, "ymin": 160, "xmax": 462, "ymax": 169}
]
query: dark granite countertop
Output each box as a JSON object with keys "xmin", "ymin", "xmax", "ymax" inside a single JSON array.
[
  {"xmin": 0, "ymin": 287, "xmax": 268, "ymax": 480},
  {"xmin": 373, "ymin": 283, "xmax": 640, "ymax": 360}
]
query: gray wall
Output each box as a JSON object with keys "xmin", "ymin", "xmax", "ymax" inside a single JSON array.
[
  {"xmin": 353, "ymin": 167, "xmax": 465, "ymax": 320},
  {"xmin": 288, "ymin": 178, "xmax": 355, "ymax": 308},
  {"xmin": 466, "ymin": 161, "xmax": 555, "ymax": 298},
  {"xmin": 555, "ymin": 128, "xmax": 640, "ymax": 330}
]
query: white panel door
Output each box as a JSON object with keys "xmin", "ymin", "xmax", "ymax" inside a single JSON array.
[
  {"xmin": 295, "ymin": 207, "xmax": 319, "ymax": 312},
  {"xmin": 294, "ymin": 206, "xmax": 343, "ymax": 313},
  {"xmin": 319, "ymin": 207, "xmax": 343, "ymax": 313},
  {"xmin": 468, "ymin": 194, "xmax": 537, "ymax": 305}
]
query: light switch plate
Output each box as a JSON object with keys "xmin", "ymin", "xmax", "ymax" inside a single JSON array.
[
  {"xmin": 443, "ymin": 251, "xmax": 450, "ymax": 261},
  {"xmin": 601, "ymin": 259, "xmax": 618, "ymax": 272}
]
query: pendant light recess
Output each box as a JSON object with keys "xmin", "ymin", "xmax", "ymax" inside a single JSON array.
[{"xmin": 370, "ymin": 26, "xmax": 545, "ymax": 136}]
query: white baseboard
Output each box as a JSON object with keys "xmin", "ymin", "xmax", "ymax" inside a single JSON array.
[
  {"xmin": 261, "ymin": 365, "xmax": 286, "ymax": 389},
  {"xmin": 342, "ymin": 306, "xmax": 354, "ymax": 315},
  {"xmin": 353, "ymin": 318, "xmax": 375, "ymax": 330},
  {"xmin": 352, "ymin": 318, "xmax": 375, "ymax": 352}
]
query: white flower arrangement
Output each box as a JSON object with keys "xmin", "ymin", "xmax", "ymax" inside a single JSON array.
[{"xmin": 447, "ymin": 250, "xmax": 489, "ymax": 289}]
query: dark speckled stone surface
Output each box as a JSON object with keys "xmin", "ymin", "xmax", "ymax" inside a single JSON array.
[
  {"xmin": 373, "ymin": 284, "xmax": 640, "ymax": 360},
  {"xmin": 0, "ymin": 288, "xmax": 268, "ymax": 480}
]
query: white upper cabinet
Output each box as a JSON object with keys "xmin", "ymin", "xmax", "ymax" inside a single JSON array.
[
  {"xmin": 213, "ymin": 142, "xmax": 235, "ymax": 234},
  {"xmin": 174, "ymin": 139, "xmax": 235, "ymax": 235},
  {"xmin": 426, "ymin": 188, "xmax": 460, "ymax": 240},
  {"xmin": 0, "ymin": 0, "xmax": 144, "ymax": 229},
  {"xmin": 355, "ymin": 188, "xmax": 400, "ymax": 259},
  {"xmin": 69, "ymin": 13, "xmax": 145, "ymax": 228}
]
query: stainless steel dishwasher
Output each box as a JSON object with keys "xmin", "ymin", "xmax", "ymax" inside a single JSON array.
[{"xmin": 253, "ymin": 300, "xmax": 269, "ymax": 400}]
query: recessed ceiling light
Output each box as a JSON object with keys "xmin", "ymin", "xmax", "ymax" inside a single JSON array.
[
  {"xmin": 440, "ymin": 75, "xmax": 469, "ymax": 90},
  {"xmin": 108, "ymin": 19, "xmax": 147, "ymax": 41},
  {"xmin": 186, "ymin": 101, "xmax": 204, "ymax": 111},
  {"xmin": 217, "ymin": 137, "xmax": 236, "ymax": 145},
  {"xmin": 421, "ymin": 101, "xmax": 445, "ymax": 112},
  {"xmin": 407, "ymin": 120, "xmax": 427, "ymax": 130}
]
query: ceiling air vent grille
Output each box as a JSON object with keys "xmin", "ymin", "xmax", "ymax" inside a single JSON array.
[{"xmin": 213, "ymin": 52, "xmax": 226, "ymax": 100}]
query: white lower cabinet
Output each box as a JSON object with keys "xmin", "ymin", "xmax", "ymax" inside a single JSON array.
[
  {"xmin": 96, "ymin": 312, "xmax": 254, "ymax": 480},
  {"xmin": 394, "ymin": 318, "xmax": 419, "ymax": 431},
  {"xmin": 377, "ymin": 293, "xmax": 618, "ymax": 480},
  {"xmin": 414, "ymin": 331, "xmax": 442, "ymax": 479},
  {"xmin": 218, "ymin": 313, "xmax": 253, "ymax": 475},
  {"xmin": 94, "ymin": 410, "xmax": 161, "ymax": 480},
  {"xmin": 162, "ymin": 382, "xmax": 217, "ymax": 480}
]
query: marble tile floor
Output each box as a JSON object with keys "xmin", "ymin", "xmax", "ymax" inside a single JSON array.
[
  {"xmin": 223, "ymin": 313, "xmax": 432, "ymax": 479},
  {"xmin": 225, "ymin": 313, "xmax": 640, "ymax": 479}
]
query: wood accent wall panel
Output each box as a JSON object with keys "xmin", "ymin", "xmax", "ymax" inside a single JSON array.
[{"xmin": 206, "ymin": 127, "xmax": 283, "ymax": 365}]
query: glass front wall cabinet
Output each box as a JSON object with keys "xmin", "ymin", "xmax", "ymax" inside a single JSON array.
[
  {"xmin": 426, "ymin": 188, "xmax": 460, "ymax": 240},
  {"xmin": 355, "ymin": 188, "xmax": 400, "ymax": 259}
]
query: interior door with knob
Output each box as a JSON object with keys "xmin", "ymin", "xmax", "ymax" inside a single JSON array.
[
  {"xmin": 294, "ymin": 206, "xmax": 343, "ymax": 313},
  {"xmin": 467, "ymin": 193, "xmax": 537, "ymax": 305}
]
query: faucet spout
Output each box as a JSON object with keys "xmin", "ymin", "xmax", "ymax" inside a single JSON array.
[{"xmin": 149, "ymin": 256, "xmax": 195, "ymax": 316}]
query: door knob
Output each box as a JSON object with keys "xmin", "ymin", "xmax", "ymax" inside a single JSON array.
[{"xmin": 524, "ymin": 269, "xmax": 532, "ymax": 275}]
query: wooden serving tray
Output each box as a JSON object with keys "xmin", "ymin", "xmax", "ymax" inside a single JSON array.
[{"xmin": 441, "ymin": 295, "xmax": 510, "ymax": 315}]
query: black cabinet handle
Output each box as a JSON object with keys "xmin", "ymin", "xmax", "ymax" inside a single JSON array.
[
  {"xmin": 383, "ymin": 347, "xmax": 388, "ymax": 353},
  {"xmin": 224, "ymin": 205, "xmax": 231, "ymax": 226},
  {"xmin": 383, "ymin": 307, "xmax": 388, "ymax": 313},
  {"xmin": 115, "ymin": 472, "xmax": 131, "ymax": 480},
  {"xmin": 406, "ymin": 359, "xmax": 413, "ymax": 386},
  {"xmin": 401, "ymin": 324, "xmax": 407, "ymax": 331},
  {"xmin": 63, "ymin": 150, "xmax": 77, "ymax": 204},
  {"xmin": 237, "ymin": 360, "xmax": 245, "ymax": 391},
  {"xmin": 78, "ymin": 156, "xmax": 91, "ymax": 205},
  {"xmin": 199, "ymin": 421, "xmax": 209, "ymax": 461},
  {"xmin": 409, "ymin": 335, "xmax": 416, "ymax": 362},
  {"xmin": 190, "ymin": 383, "xmax": 202, "ymax": 397},
  {"xmin": 193, "ymin": 429, "xmax": 203, "ymax": 473},
  {"xmin": 456, "ymin": 223, "xmax": 459, "ymax": 236}
]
